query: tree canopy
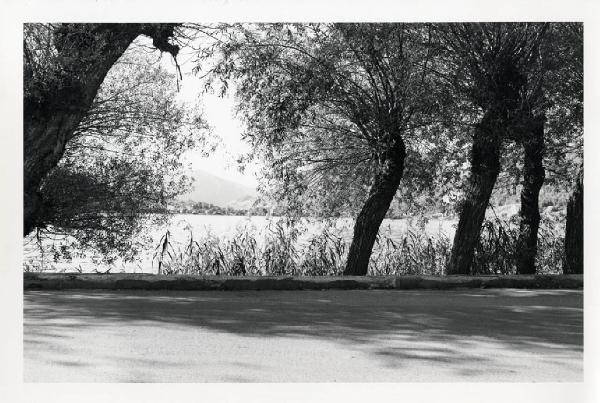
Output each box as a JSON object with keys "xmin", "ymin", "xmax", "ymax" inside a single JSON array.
[
  {"xmin": 197, "ymin": 23, "xmax": 451, "ymax": 274},
  {"xmin": 23, "ymin": 23, "xmax": 183, "ymax": 235},
  {"xmin": 25, "ymin": 26, "xmax": 211, "ymax": 262},
  {"xmin": 23, "ymin": 22, "xmax": 583, "ymax": 275}
]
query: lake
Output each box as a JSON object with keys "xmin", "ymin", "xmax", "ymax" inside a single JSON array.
[
  {"xmin": 163, "ymin": 214, "xmax": 456, "ymax": 243},
  {"xmin": 23, "ymin": 214, "xmax": 457, "ymax": 273}
]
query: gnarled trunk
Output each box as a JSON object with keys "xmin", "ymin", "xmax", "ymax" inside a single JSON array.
[
  {"xmin": 344, "ymin": 139, "xmax": 406, "ymax": 276},
  {"xmin": 564, "ymin": 166, "xmax": 583, "ymax": 274},
  {"xmin": 447, "ymin": 113, "xmax": 501, "ymax": 275},
  {"xmin": 515, "ymin": 117, "xmax": 545, "ymax": 274},
  {"xmin": 23, "ymin": 23, "xmax": 180, "ymax": 236}
]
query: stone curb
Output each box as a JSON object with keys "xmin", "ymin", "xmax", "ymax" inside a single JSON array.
[{"xmin": 23, "ymin": 273, "xmax": 584, "ymax": 291}]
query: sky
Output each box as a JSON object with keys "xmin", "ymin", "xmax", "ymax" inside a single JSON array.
[
  {"xmin": 180, "ymin": 86, "xmax": 260, "ymax": 189},
  {"xmin": 158, "ymin": 39, "xmax": 260, "ymax": 189}
]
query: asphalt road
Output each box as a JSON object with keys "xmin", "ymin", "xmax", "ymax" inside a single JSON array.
[{"xmin": 23, "ymin": 289, "xmax": 583, "ymax": 382}]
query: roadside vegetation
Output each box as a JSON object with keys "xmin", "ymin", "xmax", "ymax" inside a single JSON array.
[
  {"xmin": 22, "ymin": 23, "xmax": 582, "ymax": 276},
  {"xmin": 146, "ymin": 208, "xmax": 565, "ymax": 276}
]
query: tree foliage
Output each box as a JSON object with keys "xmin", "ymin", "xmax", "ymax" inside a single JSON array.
[
  {"xmin": 27, "ymin": 36, "xmax": 212, "ymax": 262},
  {"xmin": 196, "ymin": 23, "xmax": 452, "ymax": 274},
  {"xmin": 23, "ymin": 22, "xmax": 583, "ymax": 274},
  {"xmin": 197, "ymin": 24, "xmax": 447, "ymax": 215},
  {"xmin": 23, "ymin": 23, "xmax": 183, "ymax": 235}
]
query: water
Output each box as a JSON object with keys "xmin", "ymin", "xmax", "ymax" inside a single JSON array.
[
  {"xmin": 163, "ymin": 214, "xmax": 455, "ymax": 242},
  {"xmin": 24, "ymin": 214, "xmax": 457, "ymax": 273}
]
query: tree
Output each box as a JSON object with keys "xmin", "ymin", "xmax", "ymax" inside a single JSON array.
[
  {"xmin": 23, "ymin": 23, "xmax": 182, "ymax": 236},
  {"xmin": 437, "ymin": 23, "xmax": 549, "ymax": 275},
  {"xmin": 29, "ymin": 42, "xmax": 210, "ymax": 262},
  {"xmin": 199, "ymin": 23, "xmax": 443, "ymax": 275},
  {"xmin": 548, "ymin": 23, "xmax": 583, "ymax": 274},
  {"xmin": 512, "ymin": 23, "xmax": 586, "ymax": 274},
  {"xmin": 564, "ymin": 166, "xmax": 583, "ymax": 274}
]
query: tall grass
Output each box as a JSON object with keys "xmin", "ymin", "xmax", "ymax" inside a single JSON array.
[
  {"xmin": 472, "ymin": 212, "xmax": 565, "ymax": 275},
  {"xmin": 24, "ymin": 212, "xmax": 565, "ymax": 275},
  {"xmin": 299, "ymin": 224, "xmax": 347, "ymax": 275},
  {"xmin": 151, "ymin": 212, "xmax": 565, "ymax": 276},
  {"xmin": 152, "ymin": 219, "xmax": 303, "ymax": 275},
  {"xmin": 369, "ymin": 228, "xmax": 451, "ymax": 276}
]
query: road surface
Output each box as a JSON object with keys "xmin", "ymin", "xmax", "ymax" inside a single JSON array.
[{"xmin": 24, "ymin": 289, "xmax": 583, "ymax": 382}]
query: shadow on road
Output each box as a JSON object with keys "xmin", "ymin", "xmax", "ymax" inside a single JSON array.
[{"xmin": 24, "ymin": 289, "xmax": 583, "ymax": 364}]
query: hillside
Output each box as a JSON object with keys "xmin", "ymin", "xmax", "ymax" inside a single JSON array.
[{"xmin": 178, "ymin": 170, "xmax": 257, "ymax": 208}]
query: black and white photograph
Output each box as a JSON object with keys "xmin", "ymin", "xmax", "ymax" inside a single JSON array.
[{"xmin": 1, "ymin": 1, "xmax": 599, "ymax": 402}]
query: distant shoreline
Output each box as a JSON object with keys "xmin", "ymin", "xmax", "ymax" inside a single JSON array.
[{"xmin": 165, "ymin": 210, "xmax": 457, "ymax": 221}]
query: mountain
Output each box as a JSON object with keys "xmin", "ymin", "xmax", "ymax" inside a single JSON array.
[
  {"xmin": 225, "ymin": 194, "xmax": 256, "ymax": 210},
  {"xmin": 178, "ymin": 170, "xmax": 257, "ymax": 208}
]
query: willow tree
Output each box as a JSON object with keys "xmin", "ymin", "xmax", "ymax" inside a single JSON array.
[
  {"xmin": 438, "ymin": 23, "xmax": 549, "ymax": 275},
  {"xmin": 24, "ymin": 23, "xmax": 182, "ymax": 236},
  {"xmin": 27, "ymin": 43, "xmax": 210, "ymax": 263},
  {"xmin": 199, "ymin": 23, "xmax": 442, "ymax": 275},
  {"xmin": 547, "ymin": 23, "xmax": 583, "ymax": 274}
]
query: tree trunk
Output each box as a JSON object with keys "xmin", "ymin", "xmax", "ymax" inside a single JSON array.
[
  {"xmin": 564, "ymin": 166, "xmax": 583, "ymax": 274},
  {"xmin": 23, "ymin": 23, "xmax": 180, "ymax": 236},
  {"xmin": 447, "ymin": 114, "xmax": 502, "ymax": 275},
  {"xmin": 516, "ymin": 117, "xmax": 545, "ymax": 274},
  {"xmin": 344, "ymin": 140, "xmax": 406, "ymax": 276}
]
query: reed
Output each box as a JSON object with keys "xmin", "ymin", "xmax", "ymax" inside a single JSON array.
[
  {"xmin": 151, "ymin": 214, "xmax": 565, "ymax": 276},
  {"xmin": 24, "ymin": 213, "xmax": 566, "ymax": 275}
]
